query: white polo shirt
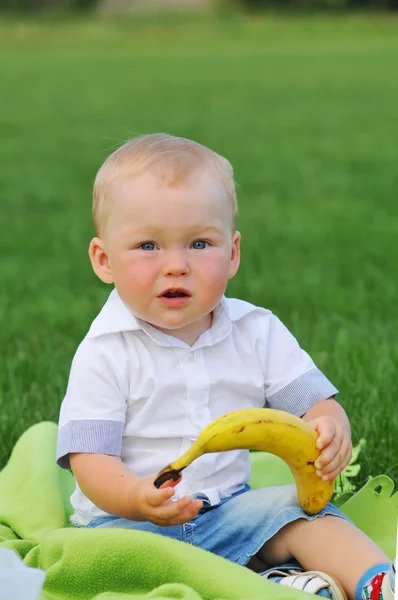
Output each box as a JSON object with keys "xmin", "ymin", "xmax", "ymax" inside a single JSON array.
[{"xmin": 57, "ymin": 289, "xmax": 338, "ymax": 526}]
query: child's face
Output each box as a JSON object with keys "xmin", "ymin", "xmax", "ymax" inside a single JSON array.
[{"xmin": 91, "ymin": 169, "xmax": 240, "ymax": 345}]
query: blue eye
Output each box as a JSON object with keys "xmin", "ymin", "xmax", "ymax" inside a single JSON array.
[
  {"xmin": 139, "ymin": 242, "xmax": 156, "ymax": 251},
  {"xmin": 192, "ymin": 240, "xmax": 209, "ymax": 250}
]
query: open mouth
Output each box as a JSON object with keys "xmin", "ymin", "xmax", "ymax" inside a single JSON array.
[{"xmin": 160, "ymin": 289, "xmax": 191, "ymax": 298}]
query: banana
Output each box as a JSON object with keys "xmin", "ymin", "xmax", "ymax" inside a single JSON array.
[{"xmin": 153, "ymin": 408, "xmax": 334, "ymax": 515}]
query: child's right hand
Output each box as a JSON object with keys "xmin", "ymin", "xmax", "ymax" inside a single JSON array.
[{"xmin": 130, "ymin": 476, "xmax": 203, "ymax": 526}]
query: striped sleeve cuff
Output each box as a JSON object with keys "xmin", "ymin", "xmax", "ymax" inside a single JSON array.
[
  {"xmin": 56, "ymin": 420, "xmax": 124, "ymax": 470},
  {"xmin": 265, "ymin": 367, "xmax": 338, "ymax": 416}
]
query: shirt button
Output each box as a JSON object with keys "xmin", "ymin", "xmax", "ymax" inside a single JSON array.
[{"xmin": 184, "ymin": 352, "xmax": 195, "ymax": 362}]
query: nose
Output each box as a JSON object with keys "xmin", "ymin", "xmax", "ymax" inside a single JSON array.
[{"xmin": 162, "ymin": 249, "xmax": 190, "ymax": 277}]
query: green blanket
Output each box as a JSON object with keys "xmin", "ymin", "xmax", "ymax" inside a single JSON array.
[{"xmin": 0, "ymin": 422, "xmax": 396, "ymax": 600}]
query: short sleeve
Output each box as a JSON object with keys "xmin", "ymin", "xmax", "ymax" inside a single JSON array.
[
  {"xmin": 56, "ymin": 336, "xmax": 128, "ymax": 470},
  {"xmin": 262, "ymin": 315, "xmax": 338, "ymax": 416}
]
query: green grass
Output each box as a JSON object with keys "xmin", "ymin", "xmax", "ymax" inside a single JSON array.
[{"xmin": 0, "ymin": 14, "xmax": 397, "ymax": 489}]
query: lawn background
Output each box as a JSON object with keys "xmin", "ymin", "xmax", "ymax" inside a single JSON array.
[{"xmin": 0, "ymin": 14, "xmax": 397, "ymax": 488}]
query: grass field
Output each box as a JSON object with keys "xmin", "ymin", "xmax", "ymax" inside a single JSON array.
[{"xmin": 0, "ymin": 14, "xmax": 397, "ymax": 488}]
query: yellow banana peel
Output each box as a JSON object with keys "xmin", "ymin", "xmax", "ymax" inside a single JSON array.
[{"xmin": 153, "ymin": 408, "xmax": 334, "ymax": 515}]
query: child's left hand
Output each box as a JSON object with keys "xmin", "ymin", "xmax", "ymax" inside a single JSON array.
[{"xmin": 307, "ymin": 416, "xmax": 352, "ymax": 481}]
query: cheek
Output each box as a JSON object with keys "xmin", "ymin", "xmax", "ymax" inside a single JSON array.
[
  {"xmin": 114, "ymin": 254, "xmax": 157, "ymax": 289},
  {"xmin": 197, "ymin": 253, "xmax": 231, "ymax": 284}
]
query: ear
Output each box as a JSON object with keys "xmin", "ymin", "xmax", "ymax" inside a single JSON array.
[
  {"xmin": 88, "ymin": 237, "xmax": 114, "ymax": 284},
  {"xmin": 228, "ymin": 230, "xmax": 241, "ymax": 279}
]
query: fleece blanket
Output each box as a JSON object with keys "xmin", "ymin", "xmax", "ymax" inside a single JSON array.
[{"xmin": 0, "ymin": 422, "xmax": 396, "ymax": 600}]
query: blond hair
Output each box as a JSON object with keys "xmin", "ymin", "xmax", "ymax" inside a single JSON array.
[{"xmin": 93, "ymin": 133, "xmax": 238, "ymax": 236}]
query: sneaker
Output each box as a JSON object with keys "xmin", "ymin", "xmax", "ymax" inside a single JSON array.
[
  {"xmin": 380, "ymin": 560, "xmax": 396, "ymax": 600},
  {"xmin": 262, "ymin": 567, "xmax": 347, "ymax": 600}
]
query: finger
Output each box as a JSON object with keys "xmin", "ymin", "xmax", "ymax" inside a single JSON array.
[
  {"xmin": 316, "ymin": 437, "xmax": 342, "ymax": 471},
  {"xmin": 315, "ymin": 419, "xmax": 337, "ymax": 450},
  {"xmin": 169, "ymin": 499, "xmax": 204, "ymax": 524},
  {"xmin": 315, "ymin": 428, "xmax": 343, "ymax": 469},
  {"xmin": 153, "ymin": 498, "xmax": 203, "ymax": 525},
  {"xmin": 153, "ymin": 495, "xmax": 195, "ymax": 519},
  {"xmin": 317, "ymin": 432, "xmax": 347, "ymax": 473},
  {"xmin": 317, "ymin": 445, "xmax": 345, "ymax": 477},
  {"xmin": 172, "ymin": 499, "xmax": 204, "ymax": 524},
  {"xmin": 344, "ymin": 443, "xmax": 352, "ymax": 466},
  {"xmin": 146, "ymin": 486, "xmax": 175, "ymax": 508},
  {"xmin": 319, "ymin": 447, "xmax": 352, "ymax": 481},
  {"xmin": 173, "ymin": 499, "xmax": 203, "ymax": 523},
  {"xmin": 318, "ymin": 444, "xmax": 352, "ymax": 481},
  {"xmin": 159, "ymin": 475, "xmax": 182, "ymax": 489}
]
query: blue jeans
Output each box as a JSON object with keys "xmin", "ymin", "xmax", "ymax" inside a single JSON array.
[{"xmin": 83, "ymin": 484, "xmax": 350, "ymax": 568}]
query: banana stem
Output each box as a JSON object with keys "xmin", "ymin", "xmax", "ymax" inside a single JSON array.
[{"xmin": 153, "ymin": 469, "xmax": 182, "ymax": 488}]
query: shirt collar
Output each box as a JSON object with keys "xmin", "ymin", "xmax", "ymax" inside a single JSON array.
[
  {"xmin": 86, "ymin": 288, "xmax": 258, "ymax": 348},
  {"xmin": 86, "ymin": 289, "xmax": 141, "ymax": 339}
]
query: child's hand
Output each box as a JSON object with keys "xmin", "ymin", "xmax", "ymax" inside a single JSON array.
[
  {"xmin": 131, "ymin": 476, "xmax": 203, "ymax": 526},
  {"xmin": 307, "ymin": 416, "xmax": 352, "ymax": 482}
]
